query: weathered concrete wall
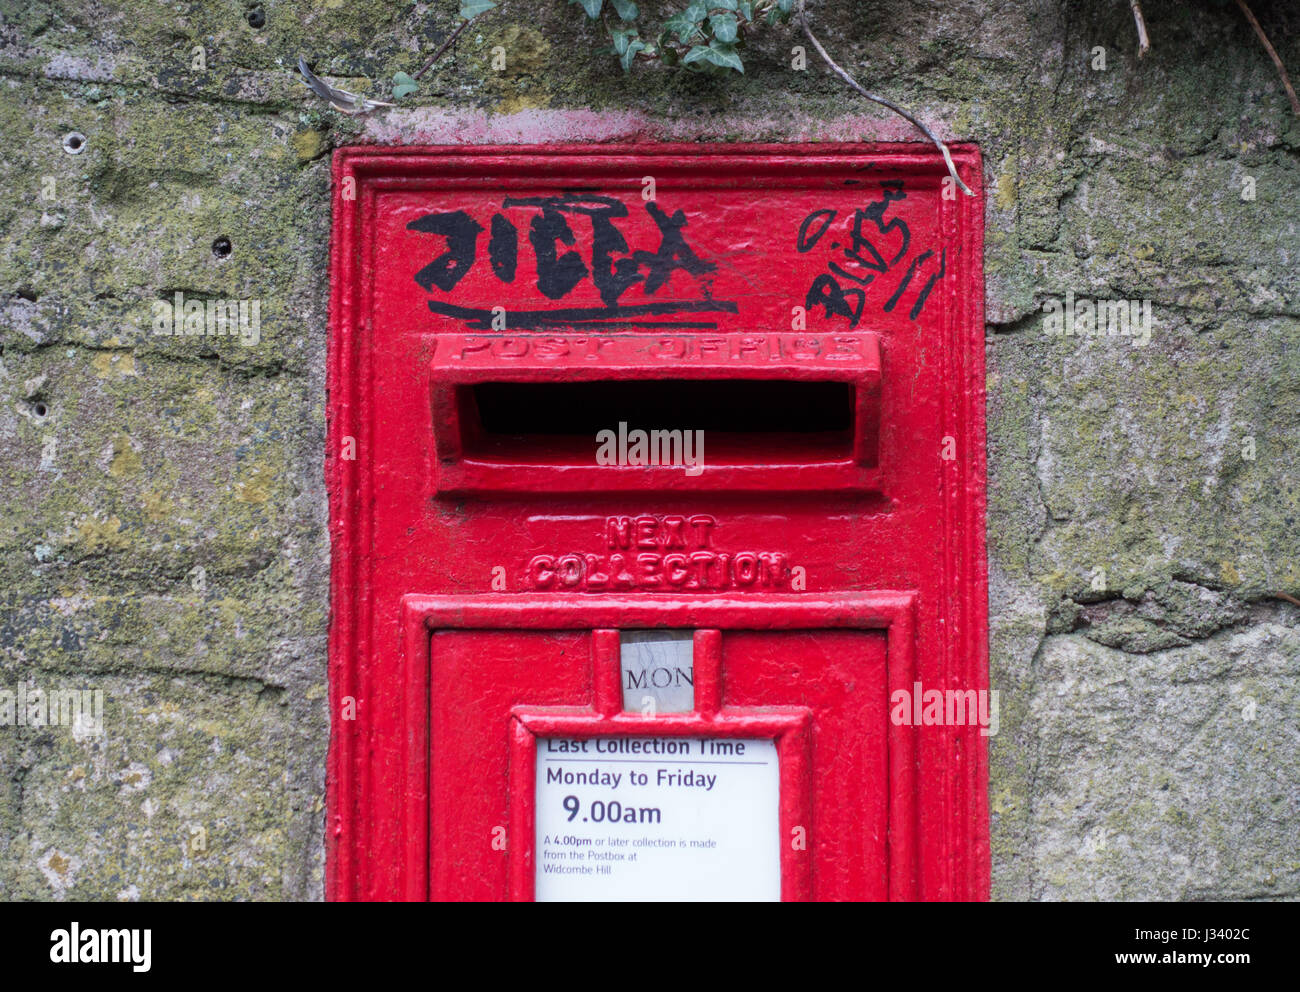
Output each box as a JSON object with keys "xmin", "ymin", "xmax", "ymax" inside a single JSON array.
[{"xmin": 0, "ymin": 0, "xmax": 1295, "ymax": 900}]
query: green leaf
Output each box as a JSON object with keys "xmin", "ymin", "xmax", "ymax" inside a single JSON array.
[
  {"xmin": 610, "ymin": 26, "xmax": 635, "ymax": 54},
  {"xmin": 713, "ymin": 0, "xmax": 738, "ymax": 9},
  {"xmin": 681, "ymin": 44, "xmax": 711, "ymax": 65},
  {"xmin": 684, "ymin": 1, "xmax": 708, "ymax": 23},
  {"xmin": 459, "ymin": 0, "xmax": 496, "ymax": 18},
  {"xmin": 705, "ymin": 40, "xmax": 744, "ymax": 72},
  {"xmin": 610, "ymin": 0, "xmax": 638, "ymax": 20},
  {"xmin": 620, "ymin": 39, "xmax": 646, "ymax": 71},
  {"xmin": 777, "ymin": 0, "xmax": 794, "ymax": 12},
  {"xmin": 739, "ymin": 1, "xmax": 753, "ymax": 21},
  {"xmin": 391, "ymin": 71, "xmax": 418, "ymax": 98},
  {"xmin": 574, "ymin": 0, "xmax": 603, "ymax": 18},
  {"xmin": 709, "ymin": 13, "xmax": 738, "ymax": 43},
  {"xmin": 663, "ymin": 9, "xmax": 702, "ymax": 43}
]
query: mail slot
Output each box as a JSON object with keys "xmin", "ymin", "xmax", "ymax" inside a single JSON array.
[
  {"xmin": 327, "ymin": 144, "xmax": 988, "ymax": 901},
  {"xmin": 429, "ymin": 335, "xmax": 881, "ymax": 492}
]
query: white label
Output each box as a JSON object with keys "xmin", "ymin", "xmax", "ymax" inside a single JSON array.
[
  {"xmin": 620, "ymin": 630, "xmax": 694, "ymax": 714},
  {"xmin": 534, "ymin": 736, "xmax": 780, "ymax": 902}
]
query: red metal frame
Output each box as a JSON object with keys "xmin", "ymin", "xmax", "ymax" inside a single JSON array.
[
  {"xmin": 398, "ymin": 592, "xmax": 916, "ymax": 901},
  {"xmin": 327, "ymin": 143, "xmax": 988, "ymax": 901}
]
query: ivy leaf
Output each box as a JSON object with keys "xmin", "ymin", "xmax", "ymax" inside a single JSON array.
[
  {"xmin": 620, "ymin": 38, "xmax": 646, "ymax": 71},
  {"xmin": 709, "ymin": 13, "xmax": 738, "ymax": 43},
  {"xmin": 572, "ymin": 0, "xmax": 603, "ymax": 18},
  {"xmin": 610, "ymin": 26, "xmax": 635, "ymax": 55},
  {"xmin": 663, "ymin": 12, "xmax": 696, "ymax": 43},
  {"xmin": 391, "ymin": 71, "xmax": 418, "ymax": 99},
  {"xmin": 682, "ymin": 44, "xmax": 711, "ymax": 66},
  {"xmin": 769, "ymin": 0, "xmax": 795, "ymax": 24},
  {"xmin": 712, "ymin": 0, "xmax": 738, "ymax": 9},
  {"xmin": 459, "ymin": 0, "xmax": 496, "ymax": 18},
  {"xmin": 664, "ymin": 6, "xmax": 706, "ymax": 43},
  {"xmin": 739, "ymin": 1, "xmax": 753, "ymax": 21},
  {"xmin": 705, "ymin": 39, "xmax": 744, "ymax": 72},
  {"xmin": 610, "ymin": 0, "xmax": 638, "ymax": 21}
]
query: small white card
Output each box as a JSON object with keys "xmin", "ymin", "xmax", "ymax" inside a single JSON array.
[
  {"xmin": 534, "ymin": 736, "xmax": 780, "ymax": 901},
  {"xmin": 619, "ymin": 630, "xmax": 695, "ymax": 714}
]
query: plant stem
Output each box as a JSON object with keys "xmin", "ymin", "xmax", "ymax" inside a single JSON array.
[
  {"xmin": 797, "ymin": 2, "xmax": 973, "ymax": 196},
  {"xmin": 413, "ymin": 15, "xmax": 477, "ymax": 80},
  {"xmin": 1234, "ymin": 0, "xmax": 1300, "ymax": 116},
  {"xmin": 1129, "ymin": 1, "xmax": 1150, "ymax": 58}
]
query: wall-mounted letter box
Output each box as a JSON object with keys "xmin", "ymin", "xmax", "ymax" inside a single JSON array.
[{"xmin": 328, "ymin": 144, "xmax": 988, "ymax": 901}]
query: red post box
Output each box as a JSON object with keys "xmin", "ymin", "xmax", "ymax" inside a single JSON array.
[{"xmin": 327, "ymin": 144, "xmax": 988, "ymax": 901}]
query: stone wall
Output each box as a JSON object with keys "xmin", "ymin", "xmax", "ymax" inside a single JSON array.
[{"xmin": 0, "ymin": 0, "xmax": 1295, "ymax": 900}]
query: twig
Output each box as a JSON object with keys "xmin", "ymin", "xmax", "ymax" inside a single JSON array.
[
  {"xmin": 413, "ymin": 15, "xmax": 477, "ymax": 80},
  {"xmin": 797, "ymin": 2, "xmax": 973, "ymax": 196},
  {"xmin": 1275, "ymin": 592, "xmax": 1300, "ymax": 608},
  {"xmin": 1129, "ymin": 1, "xmax": 1150, "ymax": 58},
  {"xmin": 1234, "ymin": 0, "xmax": 1300, "ymax": 116}
]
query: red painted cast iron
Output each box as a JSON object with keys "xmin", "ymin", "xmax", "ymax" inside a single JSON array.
[{"xmin": 326, "ymin": 144, "xmax": 987, "ymax": 901}]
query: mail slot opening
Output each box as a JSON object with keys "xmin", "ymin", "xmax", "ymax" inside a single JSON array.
[{"xmin": 457, "ymin": 379, "xmax": 856, "ymax": 466}]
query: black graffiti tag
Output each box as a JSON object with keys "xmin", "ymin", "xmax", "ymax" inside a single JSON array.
[
  {"xmin": 797, "ymin": 181, "xmax": 945, "ymax": 325},
  {"xmin": 407, "ymin": 192, "xmax": 734, "ymax": 330},
  {"xmin": 409, "ymin": 211, "xmax": 484, "ymax": 293}
]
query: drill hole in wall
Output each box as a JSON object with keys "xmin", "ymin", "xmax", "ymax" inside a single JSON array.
[
  {"xmin": 62, "ymin": 132, "xmax": 86, "ymax": 154},
  {"xmin": 211, "ymin": 236, "xmax": 232, "ymax": 259},
  {"xmin": 247, "ymin": 6, "xmax": 265, "ymax": 28}
]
